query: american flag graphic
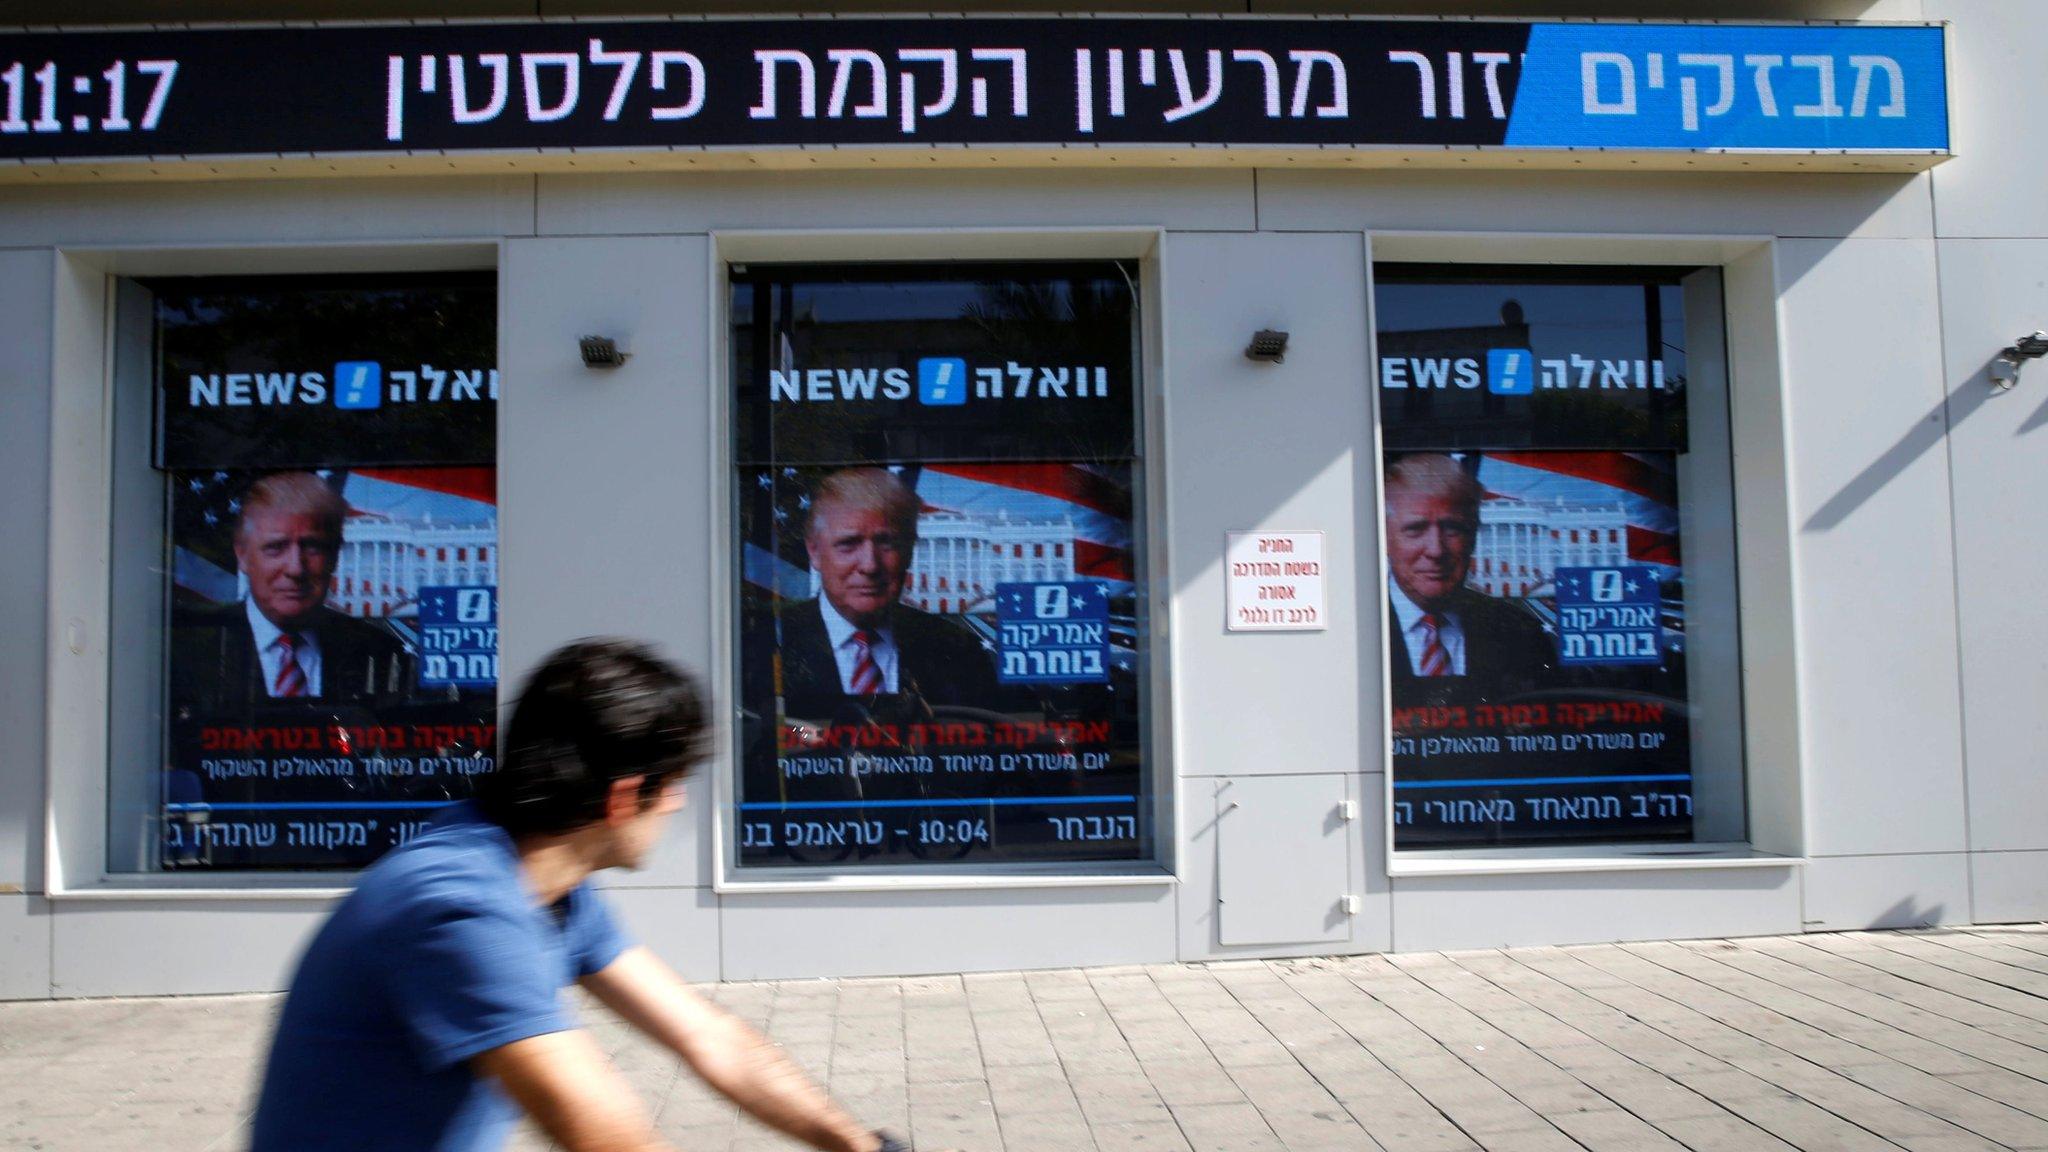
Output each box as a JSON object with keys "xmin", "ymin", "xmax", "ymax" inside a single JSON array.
[
  {"xmin": 171, "ymin": 467, "xmax": 498, "ymax": 611},
  {"xmin": 743, "ymin": 462, "xmax": 1135, "ymax": 612},
  {"xmin": 1471, "ymin": 450, "xmax": 1682, "ymax": 580}
]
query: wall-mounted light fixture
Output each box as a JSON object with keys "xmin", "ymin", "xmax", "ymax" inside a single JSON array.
[
  {"xmin": 579, "ymin": 335, "xmax": 630, "ymax": 369},
  {"xmin": 1244, "ymin": 329, "xmax": 1289, "ymax": 364},
  {"xmin": 1990, "ymin": 330, "xmax": 2048, "ymax": 391}
]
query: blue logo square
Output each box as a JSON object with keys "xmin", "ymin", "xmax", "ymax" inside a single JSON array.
[
  {"xmin": 333, "ymin": 361, "xmax": 383, "ymax": 409},
  {"xmin": 1487, "ymin": 348, "xmax": 1535, "ymax": 395},
  {"xmin": 917, "ymin": 357, "xmax": 969, "ymax": 406}
]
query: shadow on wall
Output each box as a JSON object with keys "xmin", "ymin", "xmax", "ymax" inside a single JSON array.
[
  {"xmin": 1810, "ymin": 894, "xmax": 1948, "ymax": 932},
  {"xmin": 1804, "ymin": 358, "xmax": 2048, "ymax": 532}
]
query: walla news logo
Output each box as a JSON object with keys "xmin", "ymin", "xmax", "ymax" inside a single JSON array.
[
  {"xmin": 770, "ymin": 357, "xmax": 1111, "ymax": 404},
  {"xmin": 185, "ymin": 362, "xmax": 497, "ymax": 409},
  {"xmin": 1379, "ymin": 348, "xmax": 1668, "ymax": 394}
]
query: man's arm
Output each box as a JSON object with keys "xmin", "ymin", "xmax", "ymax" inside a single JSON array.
[
  {"xmin": 471, "ymin": 1030, "xmax": 672, "ymax": 1152},
  {"xmin": 581, "ymin": 946, "xmax": 881, "ymax": 1152}
]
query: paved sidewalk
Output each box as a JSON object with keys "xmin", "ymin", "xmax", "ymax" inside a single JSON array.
[{"xmin": 6, "ymin": 926, "xmax": 2048, "ymax": 1152}]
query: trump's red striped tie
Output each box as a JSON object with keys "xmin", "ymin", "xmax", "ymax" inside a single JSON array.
[
  {"xmin": 1417, "ymin": 613, "xmax": 1450, "ymax": 677},
  {"xmin": 274, "ymin": 632, "xmax": 308, "ymax": 697},
  {"xmin": 849, "ymin": 629, "xmax": 881, "ymax": 694}
]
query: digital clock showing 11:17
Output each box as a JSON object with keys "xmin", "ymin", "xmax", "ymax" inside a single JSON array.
[{"xmin": 1, "ymin": 59, "xmax": 177, "ymax": 134}]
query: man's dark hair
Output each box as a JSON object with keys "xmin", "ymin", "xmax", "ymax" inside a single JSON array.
[{"xmin": 478, "ymin": 638, "xmax": 709, "ymax": 837}]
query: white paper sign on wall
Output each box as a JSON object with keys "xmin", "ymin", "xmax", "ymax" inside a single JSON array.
[{"xmin": 1225, "ymin": 531, "xmax": 1326, "ymax": 632}]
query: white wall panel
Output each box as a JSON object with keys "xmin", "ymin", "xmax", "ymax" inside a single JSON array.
[
  {"xmin": 0, "ymin": 896, "xmax": 50, "ymax": 1001},
  {"xmin": 1927, "ymin": 0, "xmax": 2048, "ymax": 238},
  {"xmin": 1931, "ymin": 239, "xmax": 2048, "ymax": 854},
  {"xmin": 596, "ymin": 887, "xmax": 722, "ymax": 983},
  {"xmin": 0, "ymin": 250, "xmax": 52, "ymax": 896},
  {"xmin": 1969, "ymin": 851, "xmax": 2048, "ymax": 924},
  {"xmin": 500, "ymin": 235, "xmax": 717, "ymax": 889},
  {"xmin": 1391, "ymin": 867, "xmax": 1801, "ymax": 952},
  {"xmin": 1801, "ymin": 852, "xmax": 1970, "ymax": 931},
  {"xmin": 719, "ymin": 886, "xmax": 1176, "ymax": 980},
  {"xmin": 0, "ymin": 177, "xmax": 535, "ymax": 249},
  {"xmin": 1259, "ymin": 171, "xmax": 1933, "ymax": 240},
  {"xmin": 538, "ymin": 171, "xmax": 1254, "ymax": 236},
  {"xmin": 1775, "ymin": 239, "xmax": 1967, "ymax": 858},
  {"xmin": 1177, "ymin": 774, "xmax": 1391, "ymax": 961},
  {"xmin": 1161, "ymin": 231, "xmax": 1376, "ymax": 781},
  {"xmin": 50, "ymin": 901, "xmax": 331, "ymax": 998},
  {"xmin": 1216, "ymin": 775, "xmax": 1354, "ymax": 946}
]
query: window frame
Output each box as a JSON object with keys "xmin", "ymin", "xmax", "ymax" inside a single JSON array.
[
  {"xmin": 43, "ymin": 241, "xmax": 500, "ymax": 899},
  {"xmin": 1364, "ymin": 231, "xmax": 1808, "ymax": 878},
  {"xmin": 706, "ymin": 228, "xmax": 1177, "ymax": 894}
]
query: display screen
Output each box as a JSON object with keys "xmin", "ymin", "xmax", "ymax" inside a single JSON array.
[
  {"xmin": 151, "ymin": 274, "xmax": 497, "ymax": 870},
  {"xmin": 732, "ymin": 263, "xmax": 1150, "ymax": 868},
  {"xmin": 1376, "ymin": 268, "xmax": 1702, "ymax": 847}
]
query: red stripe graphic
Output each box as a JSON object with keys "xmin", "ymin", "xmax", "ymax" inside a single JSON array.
[
  {"xmin": 353, "ymin": 466, "xmax": 498, "ymax": 505},
  {"xmin": 923, "ymin": 463, "xmax": 1129, "ymax": 518},
  {"xmin": 1486, "ymin": 451, "xmax": 1675, "ymax": 505},
  {"xmin": 1627, "ymin": 526, "xmax": 1682, "ymax": 566},
  {"xmin": 1074, "ymin": 540, "xmax": 1134, "ymax": 581}
]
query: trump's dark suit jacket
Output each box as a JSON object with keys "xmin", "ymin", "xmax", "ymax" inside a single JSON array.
[
  {"xmin": 1386, "ymin": 586, "xmax": 1554, "ymax": 698},
  {"xmin": 777, "ymin": 598, "xmax": 998, "ymax": 721},
  {"xmin": 169, "ymin": 602, "xmax": 412, "ymax": 714}
]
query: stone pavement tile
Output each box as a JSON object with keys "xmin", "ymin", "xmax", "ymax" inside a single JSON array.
[
  {"xmin": 1569, "ymin": 1066, "xmax": 1730, "ymax": 1122},
  {"xmin": 1340, "ymin": 1097, "xmax": 1481, "ymax": 1152},
  {"xmin": 910, "ymin": 1112, "xmax": 1005, "ymax": 1151},
  {"xmin": 1545, "ymin": 1107, "xmax": 1691, "ymax": 1151},
  {"xmin": 1290, "ymin": 1049, "xmax": 1412, "ymax": 1105},
  {"xmin": 1225, "ymin": 1064, "xmax": 1375, "ymax": 1151},
  {"xmin": 1651, "ymin": 1112, "xmax": 1802, "ymax": 1152},
  {"xmin": 1942, "ymin": 1068, "xmax": 2048, "ymax": 1120},
  {"xmin": 1889, "ymin": 1135, "xmax": 2026, "ymax": 1152},
  {"xmin": 1167, "ymin": 1101, "xmax": 1284, "ymax": 1152},
  {"xmin": 733, "ymin": 1124, "xmax": 815, "ymax": 1151},
  {"xmin": 1205, "ymin": 1039, "xmax": 1302, "ymax": 1070},
  {"xmin": 1144, "ymin": 1058, "xmax": 1249, "ymax": 1108},
  {"xmin": 909, "ymin": 1054, "xmax": 984, "ymax": 1083},
  {"xmin": 987, "ymin": 1066, "xmax": 1083, "ymax": 1117},
  {"xmin": 1834, "ymin": 1060, "xmax": 2048, "ymax": 1148},
  {"xmin": 1074, "ymin": 1073, "xmax": 1175, "ymax": 1127},
  {"xmin": 997, "ymin": 1110, "xmax": 1100, "ymax": 1152},
  {"xmin": 1091, "ymin": 1120, "xmax": 1197, "ymax": 1152},
  {"xmin": 1465, "ymin": 1124, "xmax": 1584, "ymax": 1152},
  {"xmin": 653, "ymin": 1122, "xmax": 734, "ymax": 1152},
  {"xmin": 840, "ymin": 1093, "xmax": 912, "ymax": 1132},
  {"xmin": 10, "ymin": 1111, "xmax": 227, "ymax": 1152},
  {"xmin": 1707, "ymin": 1092, "xmax": 1902, "ymax": 1152},
  {"xmin": 1025, "ymin": 971, "xmax": 1098, "ymax": 1003}
]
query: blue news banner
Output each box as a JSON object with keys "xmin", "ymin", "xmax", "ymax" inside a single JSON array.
[
  {"xmin": 996, "ymin": 581, "xmax": 1112, "ymax": 685},
  {"xmin": 417, "ymin": 585, "xmax": 498, "ymax": 689}
]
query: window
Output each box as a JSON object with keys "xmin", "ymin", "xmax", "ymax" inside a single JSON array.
[
  {"xmin": 1374, "ymin": 265, "xmax": 1743, "ymax": 850},
  {"xmin": 729, "ymin": 262, "xmax": 1151, "ymax": 870},
  {"xmin": 107, "ymin": 273, "xmax": 499, "ymax": 872}
]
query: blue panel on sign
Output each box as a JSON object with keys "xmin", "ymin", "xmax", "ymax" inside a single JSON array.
[
  {"xmin": 417, "ymin": 585, "xmax": 498, "ymax": 688},
  {"xmin": 332, "ymin": 361, "xmax": 383, "ymax": 410},
  {"xmin": 995, "ymin": 581, "xmax": 1111, "ymax": 684},
  {"xmin": 1487, "ymin": 348, "xmax": 1535, "ymax": 395},
  {"xmin": 1554, "ymin": 566, "xmax": 1662, "ymax": 667},
  {"xmin": 1507, "ymin": 24, "xmax": 1948, "ymax": 152},
  {"xmin": 917, "ymin": 357, "xmax": 969, "ymax": 406}
]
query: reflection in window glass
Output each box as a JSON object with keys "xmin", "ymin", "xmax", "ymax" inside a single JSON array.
[
  {"xmin": 731, "ymin": 263, "xmax": 1151, "ymax": 869},
  {"xmin": 1374, "ymin": 266, "xmax": 1742, "ymax": 849},
  {"xmin": 113, "ymin": 274, "xmax": 499, "ymax": 871}
]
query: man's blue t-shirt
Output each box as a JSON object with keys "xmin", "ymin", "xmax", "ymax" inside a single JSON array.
[{"xmin": 251, "ymin": 803, "xmax": 633, "ymax": 1151}]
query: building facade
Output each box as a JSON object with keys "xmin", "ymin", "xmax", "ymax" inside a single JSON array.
[{"xmin": 2, "ymin": 0, "xmax": 2044, "ymax": 999}]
